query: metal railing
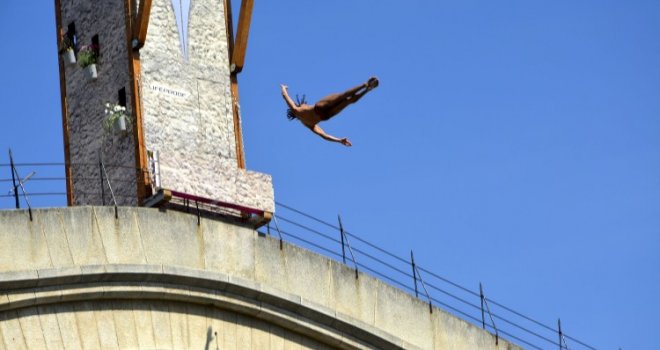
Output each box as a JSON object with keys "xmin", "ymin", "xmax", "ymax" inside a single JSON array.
[
  {"xmin": 0, "ymin": 161, "xmax": 140, "ymax": 209},
  {"xmin": 265, "ymin": 202, "xmax": 600, "ymax": 350},
  {"xmin": 0, "ymin": 157, "xmax": 601, "ymax": 350}
]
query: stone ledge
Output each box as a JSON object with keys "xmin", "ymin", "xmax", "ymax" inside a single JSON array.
[
  {"xmin": 0, "ymin": 269, "xmax": 39, "ymax": 290},
  {"xmin": 0, "ymin": 265, "xmax": 407, "ymax": 350}
]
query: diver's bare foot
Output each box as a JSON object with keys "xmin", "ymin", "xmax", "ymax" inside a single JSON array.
[{"xmin": 367, "ymin": 77, "xmax": 379, "ymax": 90}]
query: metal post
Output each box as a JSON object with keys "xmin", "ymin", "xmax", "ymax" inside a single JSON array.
[
  {"xmin": 273, "ymin": 216, "xmax": 283, "ymax": 250},
  {"xmin": 99, "ymin": 158, "xmax": 118, "ymax": 219},
  {"xmin": 9, "ymin": 149, "xmax": 19, "ymax": 209},
  {"xmin": 558, "ymin": 318, "xmax": 563, "ymax": 350},
  {"xmin": 9, "ymin": 149, "xmax": 34, "ymax": 221},
  {"xmin": 338, "ymin": 215, "xmax": 346, "ymax": 264},
  {"xmin": 480, "ymin": 282, "xmax": 486, "ymax": 329},
  {"xmin": 196, "ymin": 201, "xmax": 201, "ymax": 225},
  {"xmin": 153, "ymin": 150, "xmax": 161, "ymax": 188},
  {"xmin": 411, "ymin": 250, "xmax": 418, "ymax": 298},
  {"xmin": 99, "ymin": 158, "xmax": 105, "ymax": 205}
]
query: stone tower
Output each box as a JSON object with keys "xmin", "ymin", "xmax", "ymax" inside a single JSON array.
[{"xmin": 55, "ymin": 0, "xmax": 273, "ymax": 218}]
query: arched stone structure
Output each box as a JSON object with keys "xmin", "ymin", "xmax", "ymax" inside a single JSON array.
[{"xmin": 0, "ymin": 207, "xmax": 520, "ymax": 349}]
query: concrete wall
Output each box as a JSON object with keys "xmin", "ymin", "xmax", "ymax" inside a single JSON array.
[
  {"xmin": 0, "ymin": 207, "xmax": 521, "ymax": 349},
  {"xmin": 139, "ymin": 0, "xmax": 274, "ymax": 212},
  {"xmin": 59, "ymin": 0, "xmax": 138, "ymax": 206}
]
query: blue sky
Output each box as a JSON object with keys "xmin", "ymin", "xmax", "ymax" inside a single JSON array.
[{"xmin": 2, "ymin": 1, "xmax": 659, "ymax": 349}]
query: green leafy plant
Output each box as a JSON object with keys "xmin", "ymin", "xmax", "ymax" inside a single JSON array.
[
  {"xmin": 78, "ymin": 45, "xmax": 99, "ymax": 68},
  {"xmin": 103, "ymin": 103, "xmax": 131, "ymax": 132}
]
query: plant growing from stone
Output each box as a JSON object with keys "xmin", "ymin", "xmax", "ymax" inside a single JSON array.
[
  {"xmin": 103, "ymin": 103, "xmax": 130, "ymax": 132},
  {"xmin": 78, "ymin": 45, "xmax": 99, "ymax": 68}
]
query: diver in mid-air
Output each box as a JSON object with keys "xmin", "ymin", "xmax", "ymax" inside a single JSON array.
[{"xmin": 281, "ymin": 77, "xmax": 379, "ymax": 147}]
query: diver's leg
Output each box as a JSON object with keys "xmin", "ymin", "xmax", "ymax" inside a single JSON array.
[
  {"xmin": 315, "ymin": 83, "xmax": 367, "ymax": 109},
  {"xmin": 314, "ymin": 78, "xmax": 378, "ymax": 119}
]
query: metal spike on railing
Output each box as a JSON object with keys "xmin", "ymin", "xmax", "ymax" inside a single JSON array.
[
  {"xmin": 9, "ymin": 149, "xmax": 19, "ymax": 209},
  {"xmin": 558, "ymin": 319, "xmax": 563, "ymax": 350},
  {"xmin": 481, "ymin": 283, "xmax": 499, "ymax": 345},
  {"xmin": 338, "ymin": 215, "xmax": 358, "ymax": 279},
  {"xmin": 196, "ymin": 201, "xmax": 200, "ymax": 225},
  {"xmin": 99, "ymin": 159, "xmax": 105, "ymax": 205},
  {"xmin": 338, "ymin": 215, "xmax": 346, "ymax": 264},
  {"xmin": 411, "ymin": 250, "xmax": 418, "ymax": 298},
  {"xmin": 414, "ymin": 264, "xmax": 433, "ymax": 313},
  {"xmin": 272, "ymin": 216, "xmax": 284, "ymax": 250},
  {"xmin": 558, "ymin": 318, "xmax": 570, "ymax": 350},
  {"xmin": 99, "ymin": 156, "xmax": 118, "ymax": 219},
  {"xmin": 480, "ymin": 282, "xmax": 486, "ymax": 329},
  {"xmin": 9, "ymin": 149, "xmax": 34, "ymax": 221}
]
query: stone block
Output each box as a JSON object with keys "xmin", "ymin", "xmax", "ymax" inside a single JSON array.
[
  {"xmin": 0, "ymin": 210, "xmax": 50, "ymax": 271},
  {"xmin": 104, "ymin": 263, "xmax": 162, "ymax": 282},
  {"xmin": 330, "ymin": 259, "xmax": 379, "ymax": 326},
  {"xmin": 169, "ymin": 303, "xmax": 189, "ymax": 349},
  {"xmin": 283, "ymin": 245, "xmax": 334, "ymax": 306},
  {"xmin": 95, "ymin": 307, "xmax": 120, "ymax": 349},
  {"xmin": 298, "ymin": 298, "xmax": 337, "ymax": 327},
  {"xmin": 7, "ymin": 291, "xmax": 36, "ymax": 309},
  {"xmin": 80, "ymin": 264, "xmax": 107, "ymax": 283},
  {"xmin": 184, "ymin": 304, "xmax": 210, "ymax": 349},
  {"xmin": 131, "ymin": 301, "xmax": 157, "ymax": 349},
  {"xmin": 33, "ymin": 286, "xmax": 64, "ymax": 306},
  {"xmin": 203, "ymin": 222, "xmax": 257, "ymax": 280},
  {"xmin": 0, "ymin": 311, "xmax": 27, "ymax": 349},
  {"xmin": 0, "ymin": 325, "xmax": 6, "ymax": 350},
  {"xmin": 0, "ymin": 295, "xmax": 9, "ymax": 311},
  {"xmin": 258, "ymin": 283, "xmax": 303, "ymax": 310},
  {"xmin": 374, "ymin": 280, "xmax": 434, "ymax": 349},
  {"xmin": 111, "ymin": 301, "xmax": 140, "ymax": 349},
  {"xmin": 93, "ymin": 207, "xmax": 147, "ymax": 265},
  {"xmin": 36, "ymin": 266, "xmax": 82, "ymax": 287},
  {"xmin": 135, "ymin": 209, "xmax": 205, "ymax": 268},
  {"xmin": 54, "ymin": 304, "xmax": 83, "ymax": 350},
  {"xmin": 150, "ymin": 301, "xmax": 173, "ymax": 349},
  {"xmin": 254, "ymin": 234, "xmax": 289, "ymax": 294},
  {"xmin": 34, "ymin": 209, "xmax": 74, "ymax": 267},
  {"xmin": 226, "ymin": 275, "xmax": 262, "ymax": 300},
  {"xmin": 73, "ymin": 302, "xmax": 102, "ymax": 350},
  {"xmin": 0, "ymin": 270, "xmax": 38, "ymax": 290},
  {"xmin": 17, "ymin": 307, "xmax": 48, "ymax": 349},
  {"xmin": 61, "ymin": 208, "xmax": 109, "ymax": 266}
]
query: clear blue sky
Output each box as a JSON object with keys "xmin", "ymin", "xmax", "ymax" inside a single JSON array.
[{"xmin": 2, "ymin": 1, "xmax": 659, "ymax": 349}]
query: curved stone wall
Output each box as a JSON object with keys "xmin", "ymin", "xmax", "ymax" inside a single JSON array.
[{"xmin": 0, "ymin": 207, "xmax": 520, "ymax": 349}]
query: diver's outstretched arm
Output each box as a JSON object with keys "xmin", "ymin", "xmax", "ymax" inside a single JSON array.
[
  {"xmin": 280, "ymin": 84, "xmax": 298, "ymax": 111},
  {"xmin": 310, "ymin": 125, "xmax": 352, "ymax": 147}
]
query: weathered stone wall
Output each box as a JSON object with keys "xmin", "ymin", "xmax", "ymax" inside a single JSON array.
[
  {"xmin": 59, "ymin": 0, "xmax": 138, "ymax": 206},
  {"xmin": 0, "ymin": 207, "xmax": 522, "ymax": 350},
  {"xmin": 139, "ymin": 0, "xmax": 274, "ymax": 212}
]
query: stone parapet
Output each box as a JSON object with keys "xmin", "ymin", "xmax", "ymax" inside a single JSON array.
[{"xmin": 0, "ymin": 207, "xmax": 521, "ymax": 349}]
